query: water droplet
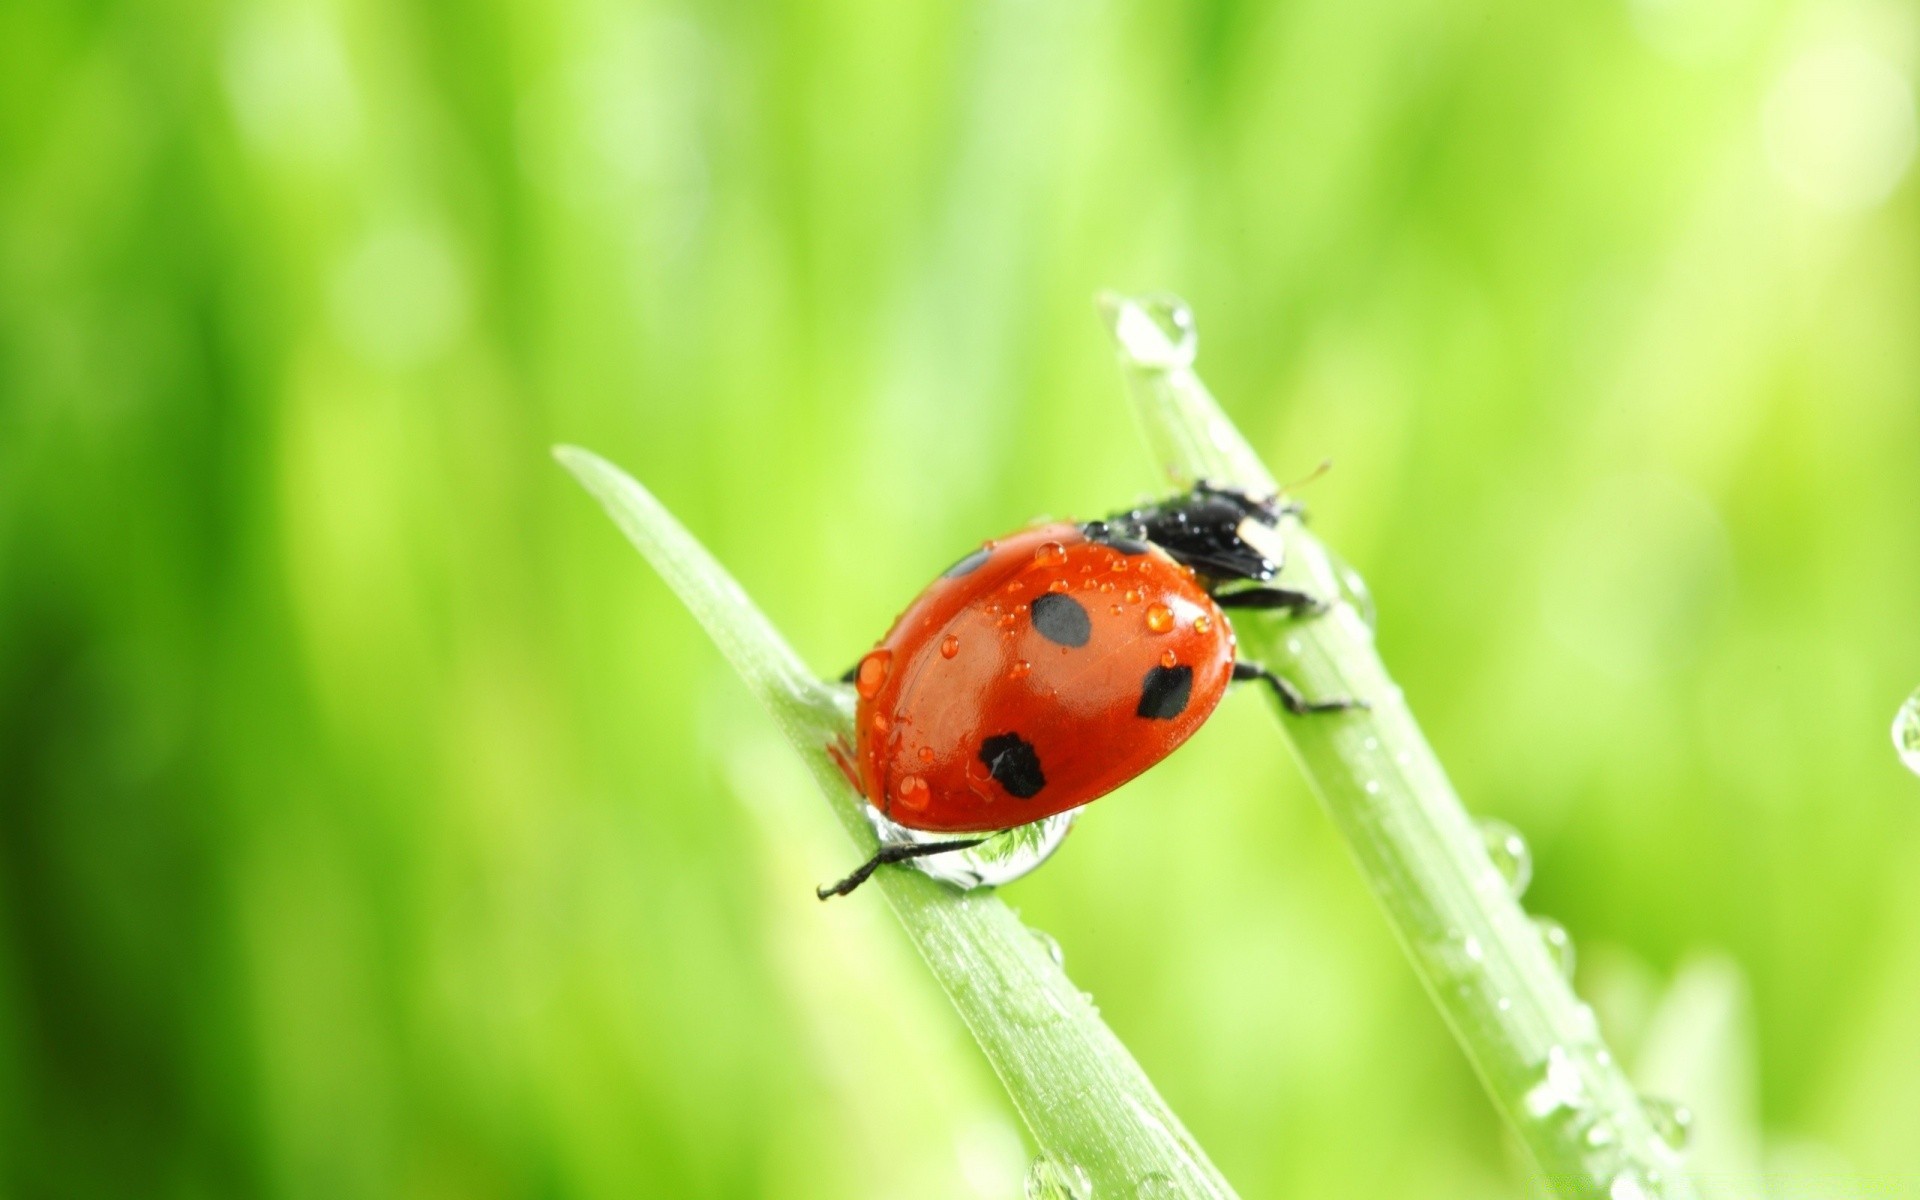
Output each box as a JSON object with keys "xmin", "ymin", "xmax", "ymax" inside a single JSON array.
[
  {"xmin": 1497, "ymin": 996, "xmax": 1513, "ymax": 1012},
  {"xmin": 1893, "ymin": 687, "xmax": 1920, "ymax": 775},
  {"xmin": 1364, "ymin": 779, "xmax": 1381, "ymax": 795},
  {"xmin": 896, "ymin": 774, "xmax": 930, "ymax": 815},
  {"xmin": 1326, "ymin": 547, "xmax": 1378, "ymax": 632},
  {"xmin": 869, "ymin": 711, "xmax": 890, "ymax": 734},
  {"xmin": 1031, "ymin": 928, "xmax": 1066, "ymax": 967},
  {"xmin": 1523, "ymin": 1044, "xmax": 1588, "ymax": 1118},
  {"xmin": 1477, "ymin": 818, "xmax": 1533, "ymax": 898},
  {"xmin": 1100, "ymin": 581, "xmax": 1114, "ymax": 593},
  {"xmin": 1124, "ymin": 589, "xmax": 1143, "ymax": 605},
  {"xmin": 1642, "ymin": 1096, "xmax": 1694, "ymax": 1150},
  {"xmin": 1584, "ymin": 1121, "xmax": 1617, "ymax": 1148},
  {"xmin": 940, "ymin": 635, "xmax": 960, "ymax": 659},
  {"xmin": 1463, "ymin": 935, "xmax": 1484, "ymax": 961},
  {"xmin": 1025, "ymin": 1152, "xmax": 1093, "ymax": 1200},
  {"xmin": 1105, "ymin": 292, "xmax": 1197, "ymax": 370},
  {"xmin": 1034, "ymin": 541, "xmax": 1068, "ymax": 567},
  {"xmin": 855, "ymin": 649, "xmax": 892, "ymax": 699},
  {"xmin": 1533, "ymin": 916, "xmax": 1576, "ymax": 979},
  {"xmin": 1608, "ymin": 1171, "xmax": 1652, "ymax": 1200},
  {"xmin": 1009, "ymin": 660, "xmax": 1032, "ymax": 680},
  {"xmin": 1133, "ymin": 1172, "xmax": 1179, "ymax": 1199},
  {"xmin": 1192, "ymin": 614, "xmax": 1211, "ymax": 634},
  {"xmin": 918, "ymin": 746, "xmax": 935, "ymax": 763},
  {"xmin": 1160, "ymin": 649, "xmax": 1178, "ymax": 668},
  {"xmin": 1145, "ymin": 604, "xmax": 1174, "ymax": 633},
  {"xmin": 862, "ymin": 803, "xmax": 1080, "ymax": 890},
  {"xmin": 1048, "ymin": 579, "xmax": 1071, "ymax": 594},
  {"xmin": 1109, "ymin": 604, "xmax": 1124, "ymax": 615}
]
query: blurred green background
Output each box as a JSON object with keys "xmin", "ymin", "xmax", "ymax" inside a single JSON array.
[{"xmin": 6, "ymin": 0, "xmax": 1920, "ymax": 1193}]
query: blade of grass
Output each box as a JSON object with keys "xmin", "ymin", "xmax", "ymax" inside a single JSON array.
[
  {"xmin": 1098, "ymin": 292, "xmax": 1701, "ymax": 1200},
  {"xmin": 555, "ymin": 445, "xmax": 1237, "ymax": 1200}
]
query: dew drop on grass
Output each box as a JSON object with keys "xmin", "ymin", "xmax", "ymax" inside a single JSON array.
[
  {"xmin": 1642, "ymin": 1095, "xmax": 1695, "ymax": 1151},
  {"xmin": 1533, "ymin": 916, "xmax": 1577, "ymax": 979},
  {"xmin": 1031, "ymin": 927, "xmax": 1066, "ymax": 967},
  {"xmin": 1108, "ymin": 294, "xmax": 1196, "ymax": 370},
  {"xmin": 1893, "ymin": 687, "xmax": 1920, "ymax": 775},
  {"xmin": 1025, "ymin": 1152, "xmax": 1093, "ymax": 1200},
  {"xmin": 1326, "ymin": 546, "xmax": 1378, "ymax": 633},
  {"xmin": 1608, "ymin": 1171, "xmax": 1652, "ymax": 1200},
  {"xmin": 1523, "ymin": 1044, "xmax": 1588, "ymax": 1119},
  {"xmin": 1133, "ymin": 1172, "xmax": 1179, "ymax": 1198},
  {"xmin": 1477, "ymin": 817, "xmax": 1533, "ymax": 898}
]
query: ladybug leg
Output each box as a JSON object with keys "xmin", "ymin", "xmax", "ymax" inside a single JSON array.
[
  {"xmin": 837, "ymin": 664, "xmax": 858, "ymax": 684},
  {"xmin": 816, "ymin": 838, "xmax": 989, "ymax": 901},
  {"xmin": 1214, "ymin": 586, "xmax": 1327, "ymax": 616},
  {"xmin": 1232, "ymin": 660, "xmax": 1367, "ymax": 716}
]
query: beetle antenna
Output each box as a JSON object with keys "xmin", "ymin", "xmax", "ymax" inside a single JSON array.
[{"xmin": 1278, "ymin": 458, "xmax": 1333, "ymax": 496}]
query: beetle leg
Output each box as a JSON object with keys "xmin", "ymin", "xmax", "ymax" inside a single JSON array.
[
  {"xmin": 1214, "ymin": 586, "xmax": 1328, "ymax": 616},
  {"xmin": 816, "ymin": 838, "xmax": 989, "ymax": 900},
  {"xmin": 1231, "ymin": 660, "xmax": 1366, "ymax": 716}
]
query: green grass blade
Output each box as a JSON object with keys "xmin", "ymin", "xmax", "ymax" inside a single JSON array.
[
  {"xmin": 555, "ymin": 445, "xmax": 1238, "ymax": 1200},
  {"xmin": 1099, "ymin": 294, "xmax": 1701, "ymax": 1200}
]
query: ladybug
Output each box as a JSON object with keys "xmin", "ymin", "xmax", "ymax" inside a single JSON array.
[{"xmin": 819, "ymin": 482, "xmax": 1362, "ymax": 898}]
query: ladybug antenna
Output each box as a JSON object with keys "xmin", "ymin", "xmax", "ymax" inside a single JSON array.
[{"xmin": 1278, "ymin": 458, "xmax": 1333, "ymax": 496}]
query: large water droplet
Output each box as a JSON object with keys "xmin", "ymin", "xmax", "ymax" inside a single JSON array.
[
  {"xmin": 1533, "ymin": 916, "xmax": 1577, "ymax": 979},
  {"xmin": 1035, "ymin": 541, "xmax": 1069, "ymax": 568},
  {"xmin": 1145, "ymin": 603, "xmax": 1174, "ymax": 634},
  {"xmin": 1642, "ymin": 1095, "xmax": 1694, "ymax": 1151},
  {"xmin": 1103, "ymin": 293, "xmax": 1197, "ymax": 370},
  {"xmin": 863, "ymin": 804, "xmax": 1080, "ymax": 891},
  {"xmin": 1477, "ymin": 817, "xmax": 1533, "ymax": 898},
  {"xmin": 1025, "ymin": 1152, "xmax": 1093, "ymax": 1200},
  {"xmin": 1893, "ymin": 687, "xmax": 1920, "ymax": 775}
]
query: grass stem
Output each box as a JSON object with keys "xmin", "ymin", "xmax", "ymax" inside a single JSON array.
[{"xmin": 1099, "ymin": 292, "xmax": 1700, "ymax": 1200}]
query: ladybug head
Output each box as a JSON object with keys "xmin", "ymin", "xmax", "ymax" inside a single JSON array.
[{"xmin": 1086, "ymin": 482, "xmax": 1286, "ymax": 584}]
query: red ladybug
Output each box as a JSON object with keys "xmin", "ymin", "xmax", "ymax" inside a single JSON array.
[{"xmin": 820, "ymin": 483, "xmax": 1361, "ymax": 898}]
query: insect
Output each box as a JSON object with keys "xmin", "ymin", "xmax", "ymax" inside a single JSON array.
[{"xmin": 819, "ymin": 482, "xmax": 1362, "ymax": 899}]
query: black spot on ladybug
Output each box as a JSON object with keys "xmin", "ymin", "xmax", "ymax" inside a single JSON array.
[
  {"xmin": 944, "ymin": 547, "xmax": 991, "ymax": 577},
  {"xmin": 979, "ymin": 732, "xmax": 1045, "ymax": 798},
  {"xmin": 1136, "ymin": 665, "xmax": 1193, "ymax": 720},
  {"xmin": 1030, "ymin": 592, "xmax": 1091, "ymax": 648}
]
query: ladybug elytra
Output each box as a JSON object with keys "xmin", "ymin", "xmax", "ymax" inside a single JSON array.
[{"xmin": 820, "ymin": 483, "xmax": 1362, "ymax": 898}]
